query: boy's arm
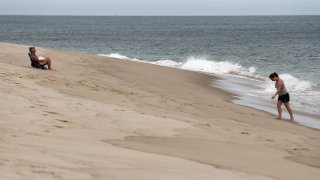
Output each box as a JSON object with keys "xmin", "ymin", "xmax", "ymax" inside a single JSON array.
[{"xmin": 272, "ymin": 81, "xmax": 283, "ymax": 99}]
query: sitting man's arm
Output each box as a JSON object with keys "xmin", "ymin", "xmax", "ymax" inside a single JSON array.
[{"xmin": 30, "ymin": 55, "xmax": 44, "ymax": 63}]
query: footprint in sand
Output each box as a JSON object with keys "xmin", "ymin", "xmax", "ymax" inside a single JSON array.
[
  {"xmin": 240, "ymin": 131, "xmax": 250, "ymax": 135},
  {"xmin": 29, "ymin": 165, "xmax": 46, "ymax": 169},
  {"xmin": 55, "ymin": 119, "xmax": 70, "ymax": 123},
  {"xmin": 44, "ymin": 111, "xmax": 61, "ymax": 115},
  {"xmin": 292, "ymin": 147, "xmax": 310, "ymax": 151},
  {"xmin": 114, "ymin": 109, "xmax": 125, "ymax": 112},
  {"xmin": 35, "ymin": 100, "xmax": 46, "ymax": 104},
  {"xmin": 32, "ymin": 170, "xmax": 57, "ymax": 176},
  {"xmin": 196, "ymin": 123, "xmax": 211, "ymax": 127},
  {"xmin": 54, "ymin": 125, "xmax": 64, "ymax": 129},
  {"xmin": 236, "ymin": 111, "xmax": 245, "ymax": 115},
  {"xmin": 26, "ymin": 132, "xmax": 39, "ymax": 136},
  {"xmin": 265, "ymin": 139, "xmax": 275, "ymax": 142}
]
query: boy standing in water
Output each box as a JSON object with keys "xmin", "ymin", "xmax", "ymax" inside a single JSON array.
[{"xmin": 269, "ymin": 72, "xmax": 294, "ymax": 122}]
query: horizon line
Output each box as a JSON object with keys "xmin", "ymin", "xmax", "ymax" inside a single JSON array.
[{"xmin": 0, "ymin": 14, "xmax": 319, "ymax": 17}]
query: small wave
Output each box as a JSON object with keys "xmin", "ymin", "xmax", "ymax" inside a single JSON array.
[
  {"xmin": 105, "ymin": 53, "xmax": 130, "ymax": 59},
  {"xmin": 98, "ymin": 53, "xmax": 130, "ymax": 59},
  {"xmin": 150, "ymin": 60, "xmax": 182, "ymax": 67},
  {"xmin": 98, "ymin": 53, "xmax": 142, "ymax": 62},
  {"xmin": 98, "ymin": 54, "xmax": 259, "ymax": 79},
  {"xmin": 98, "ymin": 53, "xmax": 182, "ymax": 67},
  {"xmin": 150, "ymin": 57, "xmax": 259, "ymax": 79},
  {"xmin": 280, "ymin": 74, "xmax": 315, "ymax": 92},
  {"xmin": 178, "ymin": 57, "xmax": 257, "ymax": 78}
]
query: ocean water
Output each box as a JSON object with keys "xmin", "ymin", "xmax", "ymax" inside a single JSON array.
[{"xmin": 1, "ymin": 16, "xmax": 319, "ymax": 127}]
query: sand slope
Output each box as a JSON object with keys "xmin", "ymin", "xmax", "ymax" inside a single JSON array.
[{"xmin": 0, "ymin": 42, "xmax": 319, "ymax": 180}]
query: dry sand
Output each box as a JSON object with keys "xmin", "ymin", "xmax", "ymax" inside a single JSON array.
[{"xmin": 0, "ymin": 42, "xmax": 319, "ymax": 180}]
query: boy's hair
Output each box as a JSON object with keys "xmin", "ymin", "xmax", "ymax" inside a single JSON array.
[{"xmin": 269, "ymin": 72, "xmax": 279, "ymax": 79}]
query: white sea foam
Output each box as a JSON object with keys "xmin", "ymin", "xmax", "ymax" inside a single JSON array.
[
  {"xmin": 104, "ymin": 53, "xmax": 131, "ymax": 60},
  {"xmin": 98, "ymin": 54, "xmax": 255, "ymax": 75},
  {"xmin": 98, "ymin": 53, "xmax": 257, "ymax": 77},
  {"xmin": 97, "ymin": 53, "xmax": 142, "ymax": 62},
  {"xmin": 178, "ymin": 57, "xmax": 257, "ymax": 77},
  {"xmin": 145, "ymin": 56, "xmax": 259, "ymax": 80},
  {"xmin": 151, "ymin": 60, "xmax": 182, "ymax": 67},
  {"xmin": 279, "ymin": 74, "xmax": 314, "ymax": 92}
]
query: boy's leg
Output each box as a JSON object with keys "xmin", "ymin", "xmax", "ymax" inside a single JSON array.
[
  {"xmin": 276, "ymin": 100, "xmax": 283, "ymax": 120},
  {"xmin": 284, "ymin": 102, "xmax": 294, "ymax": 122}
]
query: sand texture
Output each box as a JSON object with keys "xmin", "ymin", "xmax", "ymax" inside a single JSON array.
[{"xmin": 1, "ymin": 42, "xmax": 320, "ymax": 180}]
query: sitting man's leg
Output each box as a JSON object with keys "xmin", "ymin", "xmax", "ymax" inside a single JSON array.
[{"xmin": 42, "ymin": 57, "xmax": 52, "ymax": 70}]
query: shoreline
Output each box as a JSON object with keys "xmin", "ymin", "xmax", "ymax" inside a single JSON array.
[
  {"xmin": 1, "ymin": 42, "xmax": 320, "ymax": 180},
  {"xmin": 99, "ymin": 53, "xmax": 320, "ymax": 130}
]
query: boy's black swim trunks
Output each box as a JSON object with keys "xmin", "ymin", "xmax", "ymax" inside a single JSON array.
[{"xmin": 278, "ymin": 93, "xmax": 290, "ymax": 103}]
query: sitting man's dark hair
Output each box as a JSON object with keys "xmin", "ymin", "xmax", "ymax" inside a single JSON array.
[{"xmin": 29, "ymin": 47, "xmax": 35, "ymax": 52}]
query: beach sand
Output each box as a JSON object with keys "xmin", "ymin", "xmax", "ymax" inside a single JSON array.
[{"xmin": 0, "ymin": 42, "xmax": 319, "ymax": 180}]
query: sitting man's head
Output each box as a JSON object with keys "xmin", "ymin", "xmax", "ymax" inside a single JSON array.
[{"xmin": 29, "ymin": 47, "xmax": 36, "ymax": 53}]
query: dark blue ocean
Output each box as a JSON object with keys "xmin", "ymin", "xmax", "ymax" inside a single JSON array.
[{"xmin": 1, "ymin": 16, "xmax": 319, "ymax": 127}]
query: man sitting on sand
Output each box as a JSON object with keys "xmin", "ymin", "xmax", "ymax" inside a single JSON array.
[{"xmin": 29, "ymin": 47, "xmax": 52, "ymax": 70}]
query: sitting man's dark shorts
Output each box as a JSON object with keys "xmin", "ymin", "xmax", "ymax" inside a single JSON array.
[{"xmin": 278, "ymin": 93, "xmax": 290, "ymax": 103}]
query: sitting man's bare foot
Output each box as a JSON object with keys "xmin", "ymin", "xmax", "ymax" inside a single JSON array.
[
  {"xmin": 289, "ymin": 119, "xmax": 294, "ymax": 122},
  {"xmin": 275, "ymin": 117, "xmax": 282, "ymax": 120}
]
